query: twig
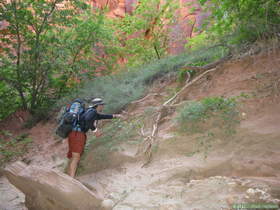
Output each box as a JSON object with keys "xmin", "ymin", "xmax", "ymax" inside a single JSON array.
[
  {"xmin": 185, "ymin": 71, "xmax": 191, "ymax": 85},
  {"xmin": 112, "ymin": 188, "xmax": 134, "ymax": 209},
  {"xmin": 141, "ymin": 126, "xmax": 145, "ymax": 136}
]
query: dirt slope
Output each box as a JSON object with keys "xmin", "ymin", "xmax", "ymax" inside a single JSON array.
[
  {"xmin": 78, "ymin": 49, "xmax": 280, "ymax": 209},
  {"xmin": 1, "ymin": 49, "xmax": 280, "ymax": 210}
]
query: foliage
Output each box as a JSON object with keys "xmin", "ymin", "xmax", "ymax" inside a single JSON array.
[
  {"xmin": 195, "ymin": 0, "xmax": 280, "ymax": 45},
  {"xmin": 176, "ymin": 96, "xmax": 240, "ymax": 135},
  {"xmin": 0, "ymin": 1, "xmax": 115, "ymax": 118},
  {"xmin": 0, "ymin": 132, "xmax": 32, "ymax": 166},
  {"xmin": 0, "ymin": 82, "xmax": 20, "ymax": 119},
  {"xmin": 177, "ymin": 44, "xmax": 229, "ymax": 83},
  {"xmin": 185, "ymin": 32, "xmax": 210, "ymax": 51},
  {"xmin": 1, "ymin": 0, "xmax": 278, "ymax": 123},
  {"xmin": 0, "ymin": 0, "xmax": 179, "ymax": 120},
  {"xmin": 108, "ymin": 0, "xmax": 179, "ymax": 67},
  {"xmin": 56, "ymin": 45, "xmax": 226, "ymax": 114}
]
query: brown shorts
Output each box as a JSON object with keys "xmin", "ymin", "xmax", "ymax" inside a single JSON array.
[{"xmin": 67, "ymin": 131, "xmax": 87, "ymax": 159}]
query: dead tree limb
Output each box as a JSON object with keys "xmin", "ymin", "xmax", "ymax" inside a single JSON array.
[
  {"xmin": 185, "ymin": 71, "xmax": 191, "ymax": 85},
  {"xmin": 140, "ymin": 67, "xmax": 221, "ymax": 167},
  {"xmin": 139, "ymin": 52, "xmax": 233, "ymax": 166},
  {"xmin": 141, "ymin": 110, "xmax": 163, "ymax": 167}
]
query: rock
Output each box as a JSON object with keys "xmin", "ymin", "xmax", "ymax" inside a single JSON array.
[
  {"xmin": 246, "ymin": 188, "xmax": 256, "ymax": 195},
  {"xmin": 101, "ymin": 199, "xmax": 114, "ymax": 209},
  {"xmin": 3, "ymin": 161, "xmax": 108, "ymax": 210}
]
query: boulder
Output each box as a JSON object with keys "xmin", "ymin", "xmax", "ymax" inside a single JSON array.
[{"xmin": 3, "ymin": 161, "xmax": 111, "ymax": 210}]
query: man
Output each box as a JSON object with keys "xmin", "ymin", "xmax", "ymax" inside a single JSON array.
[{"xmin": 67, "ymin": 98, "xmax": 123, "ymax": 178}]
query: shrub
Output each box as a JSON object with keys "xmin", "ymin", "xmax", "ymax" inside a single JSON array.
[
  {"xmin": 176, "ymin": 96, "xmax": 239, "ymax": 135},
  {"xmin": 0, "ymin": 133, "xmax": 32, "ymax": 166},
  {"xmin": 55, "ymin": 45, "xmax": 228, "ymax": 114},
  {"xmin": 0, "ymin": 82, "xmax": 20, "ymax": 120}
]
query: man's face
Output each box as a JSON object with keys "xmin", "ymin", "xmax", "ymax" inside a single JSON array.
[{"xmin": 96, "ymin": 104, "xmax": 104, "ymax": 112}]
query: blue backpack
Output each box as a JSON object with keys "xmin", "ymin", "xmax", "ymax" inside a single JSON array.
[{"xmin": 55, "ymin": 99, "xmax": 86, "ymax": 138}]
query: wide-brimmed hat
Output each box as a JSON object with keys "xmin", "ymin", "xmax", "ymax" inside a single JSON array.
[{"xmin": 91, "ymin": 98, "xmax": 105, "ymax": 107}]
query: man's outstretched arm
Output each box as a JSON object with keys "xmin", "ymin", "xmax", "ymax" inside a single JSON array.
[
  {"xmin": 96, "ymin": 113, "xmax": 124, "ymax": 120},
  {"xmin": 96, "ymin": 113, "xmax": 113, "ymax": 120}
]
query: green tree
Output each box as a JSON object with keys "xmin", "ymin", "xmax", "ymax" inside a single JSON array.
[
  {"xmin": 198, "ymin": 0, "xmax": 280, "ymax": 44},
  {"xmin": 108, "ymin": 0, "xmax": 179, "ymax": 67},
  {"xmin": 0, "ymin": 0, "xmax": 114, "ymax": 116}
]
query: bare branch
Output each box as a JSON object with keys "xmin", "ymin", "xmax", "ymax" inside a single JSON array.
[{"xmin": 139, "ymin": 65, "xmax": 221, "ymax": 166}]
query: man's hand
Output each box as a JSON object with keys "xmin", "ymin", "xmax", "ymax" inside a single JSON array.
[
  {"xmin": 94, "ymin": 129, "xmax": 103, "ymax": 138},
  {"xmin": 113, "ymin": 114, "xmax": 125, "ymax": 120}
]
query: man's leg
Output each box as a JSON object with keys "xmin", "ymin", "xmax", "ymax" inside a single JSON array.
[{"xmin": 67, "ymin": 152, "xmax": 80, "ymax": 178}]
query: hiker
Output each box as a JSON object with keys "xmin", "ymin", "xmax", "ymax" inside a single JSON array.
[{"xmin": 67, "ymin": 98, "xmax": 123, "ymax": 178}]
